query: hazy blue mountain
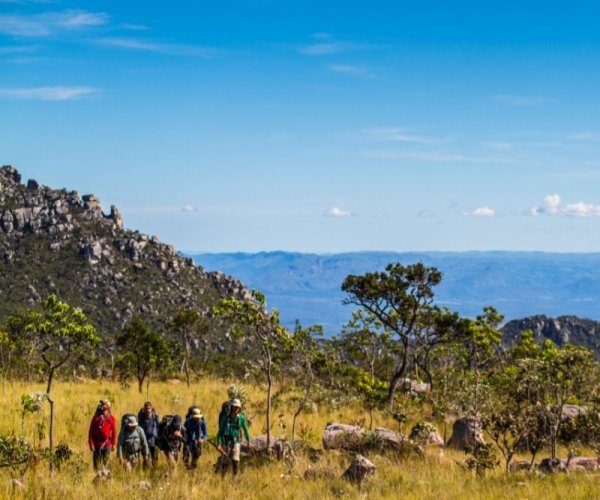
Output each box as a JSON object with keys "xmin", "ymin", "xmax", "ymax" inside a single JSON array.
[{"xmin": 189, "ymin": 251, "xmax": 600, "ymax": 335}]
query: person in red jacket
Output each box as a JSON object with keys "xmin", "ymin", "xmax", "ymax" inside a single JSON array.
[{"xmin": 88, "ymin": 399, "xmax": 117, "ymax": 470}]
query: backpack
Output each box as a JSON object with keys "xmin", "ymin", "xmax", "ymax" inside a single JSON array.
[
  {"xmin": 158, "ymin": 415, "xmax": 174, "ymax": 449},
  {"xmin": 218, "ymin": 401, "xmax": 232, "ymax": 424},
  {"xmin": 123, "ymin": 427, "xmax": 142, "ymax": 455},
  {"xmin": 91, "ymin": 413, "xmax": 112, "ymax": 442}
]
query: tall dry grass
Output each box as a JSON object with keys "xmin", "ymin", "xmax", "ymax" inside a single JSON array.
[{"xmin": 1, "ymin": 378, "xmax": 599, "ymax": 499}]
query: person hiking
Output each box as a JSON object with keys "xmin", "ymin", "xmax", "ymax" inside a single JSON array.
[
  {"xmin": 216, "ymin": 399, "xmax": 252, "ymax": 476},
  {"xmin": 138, "ymin": 401, "xmax": 160, "ymax": 466},
  {"xmin": 117, "ymin": 415, "xmax": 150, "ymax": 471},
  {"xmin": 160, "ymin": 414, "xmax": 186, "ymax": 466},
  {"xmin": 184, "ymin": 407, "xmax": 207, "ymax": 469},
  {"xmin": 88, "ymin": 399, "xmax": 117, "ymax": 471}
]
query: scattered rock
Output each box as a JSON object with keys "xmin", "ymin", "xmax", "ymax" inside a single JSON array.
[
  {"xmin": 343, "ymin": 454, "xmax": 376, "ymax": 484},
  {"xmin": 138, "ymin": 480, "xmax": 152, "ymax": 490},
  {"xmin": 446, "ymin": 417, "xmax": 484, "ymax": 450},
  {"xmin": 409, "ymin": 422, "xmax": 444, "ymax": 446},
  {"xmin": 567, "ymin": 456, "xmax": 598, "ymax": 471},
  {"xmin": 373, "ymin": 427, "xmax": 411, "ymax": 449},
  {"xmin": 538, "ymin": 458, "xmax": 568, "ymax": 474},
  {"xmin": 562, "ymin": 404, "xmax": 586, "ymax": 421},
  {"xmin": 323, "ymin": 423, "xmax": 365, "ymax": 451},
  {"xmin": 508, "ymin": 460, "xmax": 532, "ymax": 472}
]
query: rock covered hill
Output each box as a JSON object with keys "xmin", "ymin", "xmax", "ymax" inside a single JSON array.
[
  {"xmin": 0, "ymin": 165, "xmax": 249, "ymax": 341},
  {"xmin": 502, "ymin": 315, "xmax": 600, "ymax": 355}
]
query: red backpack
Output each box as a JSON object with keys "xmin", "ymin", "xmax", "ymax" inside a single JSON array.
[{"xmin": 91, "ymin": 413, "xmax": 112, "ymax": 442}]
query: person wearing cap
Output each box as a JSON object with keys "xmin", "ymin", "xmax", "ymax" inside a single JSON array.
[
  {"xmin": 117, "ymin": 415, "xmax": 150, "ymax": 471},
  {"xmin": 216, "ymin": 399, "xmax": 252, "ymax": 476},
  {"xmin": 184, "ymin": 407, "xmax": 207, "ymax": 469},
  {"xmin": 137, "ymin": 401, "xmax": 160, "ymax": 466},
  {"xmin": 162, "ymin": 414, "xmax": 186, "ymax": 466},
  {"xmin": 88, "ymin": 399, "xmax": 117, "ymax": 470}
]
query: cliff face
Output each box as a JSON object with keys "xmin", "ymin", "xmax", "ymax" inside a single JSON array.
[
  {"xmin": 0, "ymin": 165, "xmax": 249, "ymax": 341},
  {"xmin": 502, "ymin": 314, "xmax": 600, "ymax": 356}
]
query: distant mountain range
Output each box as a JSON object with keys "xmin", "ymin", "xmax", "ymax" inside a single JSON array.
[{"xmin": 190, "ymin": 251, "xmax": 600, "ymax": 335}]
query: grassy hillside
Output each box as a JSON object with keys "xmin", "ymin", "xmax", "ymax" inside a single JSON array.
[{"xmin": 1, "ymin": 379, "xmax": 599, "ymax": 499}]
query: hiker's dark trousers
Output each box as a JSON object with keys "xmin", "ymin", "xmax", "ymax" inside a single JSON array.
[
  {"xmin": 93, "ymin": 446, "xmax": 111, "ymax": 470},
  {"xmin": 186, "ymin": 441, "xmax": 202, "ymax": 469}
]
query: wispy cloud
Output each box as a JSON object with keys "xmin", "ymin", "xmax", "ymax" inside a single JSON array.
[
  {"xmin": 0, "ymin": 86, "xmax": 98, "ymax": 100},
  {"xmin": 363, "ymin": 127, "xmax": 441, "ymax": 144},
  {"xmin": 324, "ymin": 206, "xmax": 353, "ymax": 217},
  {"xmin": 366, "ymin": 150, "xmax": 515, "ymax": 164},
  {"xmin": 181, "ymin": 204, "xmax": 199, "ymax": 213},
  {"xmin": 299, "ymin": 33, "xmax": 372, "ymax": 56},
  {"xmin": 0, "ymin": 10, "xmax": 108, "ymax": 37},
  {"xmin": 530, "ymin": 194, "xmax": 600, "ymax": 217},
  {"xmin": 567, "ymin": 132, "xmax": 600, "ymax": 142},
  {"xmin": 465, "ymin": 206, "xmax": 496, "ymax": 217},
  {"xmin": 492, "ymin": 95, "xmax": 549, "ymax": 105},
  {"xmin": 97, "ymin": 37, "xmax": 216, "ymax": 57}
]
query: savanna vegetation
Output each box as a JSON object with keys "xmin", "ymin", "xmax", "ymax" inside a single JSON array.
[{"xmin": 2, "ymin": 262, "xmax": 600, "ymax": 499}]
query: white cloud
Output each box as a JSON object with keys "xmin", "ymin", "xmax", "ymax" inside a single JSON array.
[
  {"xmin": 0, "ymin": 86, "xmax": 98, "ymax": 100},
  {"xmin": 465, "ymin": 206, "xmax": 495, "ymax": 217},
  {"xmin": 0, "ymin": 10, "xmax": 108, "ymax": 37},
  {"xmin": 492, "ymin": 95, "xmax": 549, "ymax": 105},
  {"xmin": 324, "ymin": 206, "xmax": 352, "ymax": 217},
  {"xmin": 97, "ymin": 38, "xmax": 215, "ymax": 57},
  {"xmin": 563, "ymin": 202, "xmax": 600, "ymax": 217},
  {"xmin": 482, "ymin": 140, "xmax": 513, "ymax": 150},
  {"xmin": 367, "ymin": 150, "xmax": 515, "ymax": 164},
  {"xmin": 363, "ymin": 127, "xmax": 440, "ymax": 144},
  {"xmin": 530, "ymin": 194, "xmax": 600, "ymax": 217},
  {"xmin": 181, "ymin": 204, "xmax": 199, "ymax": 213}
]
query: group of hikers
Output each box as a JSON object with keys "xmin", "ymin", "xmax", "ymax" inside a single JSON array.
[{"xmin": 88, "ymin": 397, "xmax": 252, "ymax": 476}]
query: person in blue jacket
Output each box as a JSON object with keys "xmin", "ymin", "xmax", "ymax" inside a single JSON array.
[{"xmin": 184, "ymin": 407, "xmax": 207, "ymax": 469}]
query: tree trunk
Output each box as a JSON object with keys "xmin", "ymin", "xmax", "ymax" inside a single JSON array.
[
  {"xmin": 138, "ymin": 377, "xmax": 144, "ymax": 394},
  {"xmin": 265, "ymin": 346, "xmax": 273, "ymax": 454},
  {"xmin": 292, "ymin": 376, "xmax": 313, "ymax": 442},
  {"xmin": 48, "ymin": 394, "xmax": 55, "ymax": 450},
  {"xmin": 386, "ymin": 346, "xmax": 408, "ymax": 408}
]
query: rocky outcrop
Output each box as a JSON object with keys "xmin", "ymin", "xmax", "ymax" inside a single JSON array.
[
  {"xmin": 567, "ymin": 456, "xmax": 598, "ymax": 472},
  {"xmin": 502, "ymin": 315, "xmax": 600, "ymax": 358},
  {"xmin": 322, "ymin": 423, "xmax": 366, "ymax": 451},
  {"xmin": 0, "ymin": 165, "xmax": 251, "ymax": 352}
]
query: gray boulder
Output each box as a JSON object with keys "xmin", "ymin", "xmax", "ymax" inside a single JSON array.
[
  {"xmin": 323, "ymin": 423, "xmax": 365, "ymax": 451},
  {"xmin": 538, "ymin": 458, "xmax": 568, "ymax": 474},
  {"xmin": 343, "ymin": 454, "xmax": 376, "ymax": 484},
  {"xmin": 567, "ymin": 456, "xmax": 598, "ymax": 471},
  {"xmin": 446, "ymin": 417, "xmax": 484, "ymax": 450}
]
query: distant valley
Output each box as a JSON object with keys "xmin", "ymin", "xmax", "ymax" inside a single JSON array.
[{"xmin": 191, "ymin": 251, "xmax": 600, "ymax": 335}]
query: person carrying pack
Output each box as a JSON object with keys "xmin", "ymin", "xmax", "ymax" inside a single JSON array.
[
  {"xmin": 216, "ymin": 399, "xmax": 252, "ymax": 476},
  {"xmin": 88, "ymin": 399, "xmax": 117, "ymax": 471},
  {"xmin": 159, "ymin": 414, "xmax": 185, "ymax": 466},
  {"xmin": 184, "ymin": 408, "xmax": 207, "ymax": 470},
  {"xmin": 138, "ymin": 401, "xmax": 160, "ymax": 466},
  {"xmin": 117, "ymin": 415, "xmax": 150, "ymax": 471}
]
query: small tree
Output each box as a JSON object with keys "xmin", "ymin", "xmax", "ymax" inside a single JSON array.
[
  {"xmin": 214, "ymin": 290, "xmax": 292, "ymax": 452},
  {"xmin": 115, "ymin": 318, "xmax": 171, "ymax": 394},
  {"xmin": 342, "ymin": 262, "xmax": 448, "ymax": 407},
  {"xmin": 169, "ymin": 309, "xmax": 208, "ymax": 388},
  {"xmin": 7, "ymin": 295, "xmax": 100, "ymax": 449},
  {"xmin": 290, "ymin": 322, "xmax": 322, "ymax": 441}
]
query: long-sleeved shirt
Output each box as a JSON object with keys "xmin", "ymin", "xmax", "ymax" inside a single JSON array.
[
  {"xmin": 185, "ymin": 417, "xmax": 207, "ymax": 444},
  {"xmin": 217, "ymin": 413, "xmax": 251, "ymax": 446},
  {"xmin": 88, "ymin": 412, "xmax": 117, "ymax": 449},
  {"xmin": 117, "ymin": 426, "xmax": 150, "ymax": 459}
]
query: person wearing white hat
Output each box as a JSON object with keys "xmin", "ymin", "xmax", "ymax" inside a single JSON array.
[
  {"xmin": 117, "ymin": 415, "xmax": 150, "ymax": 471},
  {"xmin": 216, "ymin": 398, "xmax": 252, "ymax": 476}
]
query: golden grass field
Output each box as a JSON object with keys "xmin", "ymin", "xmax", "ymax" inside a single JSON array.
[{"xmin": 0, "ymin": 378, "xmax": 599, "ymax": 499}]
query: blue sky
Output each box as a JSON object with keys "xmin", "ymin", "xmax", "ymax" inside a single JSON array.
[{"xmin": 2, "ymin": 1, "xmax": 600, "ymax": 252}]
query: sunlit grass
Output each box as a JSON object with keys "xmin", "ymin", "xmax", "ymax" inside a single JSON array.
[{"xmin": 1, "ymin": 379, "xmax": 600, "ymax": 499}]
